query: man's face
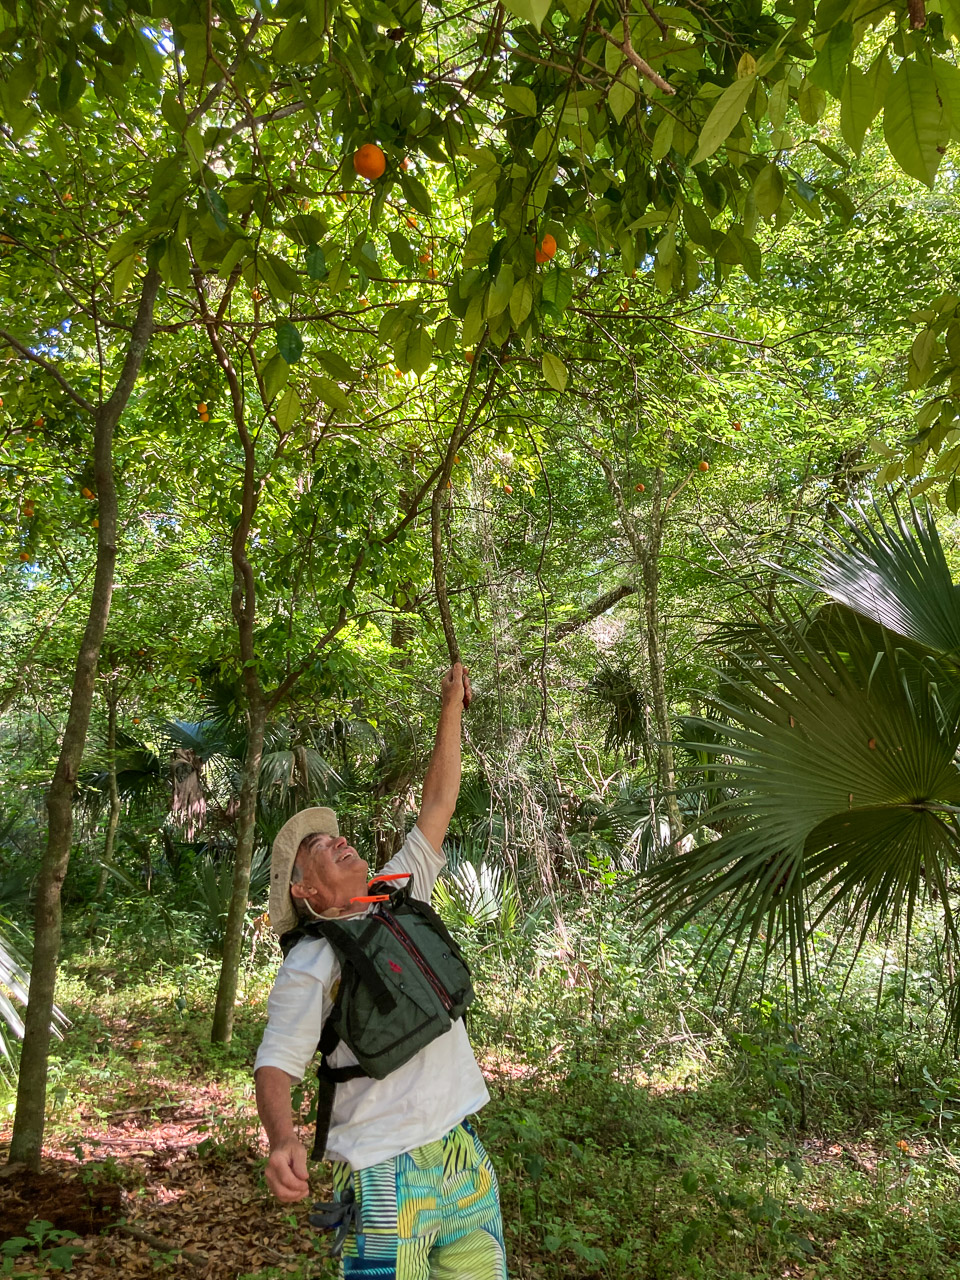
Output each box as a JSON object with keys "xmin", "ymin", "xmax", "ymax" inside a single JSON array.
[{"xmin": 291, "ymin": 832, "xmax": 369, "ymax": 914}]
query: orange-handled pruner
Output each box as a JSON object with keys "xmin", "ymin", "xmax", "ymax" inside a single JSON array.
[{"xmin": 350, "ymin": 871, "xmax": 412, "ymax": 904}]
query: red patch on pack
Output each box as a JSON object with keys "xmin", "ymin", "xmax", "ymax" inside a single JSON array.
[{"xmin": 389, "ymin": 960, "xmax": 403, "ymax": 974}]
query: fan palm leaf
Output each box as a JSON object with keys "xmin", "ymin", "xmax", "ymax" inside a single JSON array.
[
  {"xmin": 643, "ymin": 559, "xmax": 960, "ymax": 1020},
  {"xmin": 811, "ymin": 502, "xmax": 960, "ymax": 658}
]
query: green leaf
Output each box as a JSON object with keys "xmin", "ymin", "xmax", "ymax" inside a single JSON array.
[
  {"xmin": 502, "ymin": 0, "xmax": 552, "ymax": 30},
  {"xmin": 326, "ymin": 261, "xmax": 351, "ymax": 293},
  {"xmin": 276, "ymin": 321, "xmax": 304, "ymax": 364},
  {"xmin": 651, "ymin": 114, "xmax": 675, "ymax": 163},
  {"xmin": 203, "ymin": 189, "xmax": 230, "ymax": 233},
  {"xmin": 262, "ymin": 353, "xmax": 289, "ymax": 402},
  {"xmin": 840, "ymin": 65, "xmax": 874, "ymax": 156},
  {"xmin": 306, "ymin": 245, "xmax": 327, "ymax": 280},
  {"xmin": 541, "ymin": 268, "xmax": 574, "ymax": 311},
  {"xmin": 883, "ymin": 59, "xmax": 949, "ymax": 188},
  {"xmin": 509, "ymin": 278, "xmax": 534, "ymax": 326},
  {"xmin": 808, "ymin": 22, "xmax": 852, "ymax": 100},
  {"xmin": 184, "ymin": 125, "xmax": 205, "ymax": 175},
  {"xmin": 909, "ymin": 329, "xmax": 937, "ymax": 390},
  {"xmin": 767, "ymin": 78, "xmax": 791, "ymax": 129},
  {"xmin": 57, "ymin": 60, "xmax": 86, "ymax": 114},
  {"xmin": 407, "ymin": 327, "xmax": 434, "ymax": 376},
  {"xmin": 318, "ymin": 349, "xmax": 359, "ymax": 380},
  {"xmin": 933, "ymin": 57, "xmax": 960, "ymax": 144},
  {"xmin": 434, "ymin": 317, "xmax": 459, "ymax": 352},
  {"xmin": 487, "ymin": 263, "xmax": 515, "ymax": 319},
  {"xmin": 752, "ymin": 163, "xmax": 785, "ymax": 219},
  {"xmin": 159, "ymin": 239, "xmax": 193, "ymax": 291},
  {"xmin": 691, "ymin": 75, "xmax": 756, "ymax": 165},
  {"xmin": 797, "ymin": 78, "xmax": 827, "ymax": 124},
  {"xmin": 609, "ymin": 75, "xmax": 639, "ymax": 125},
  {"xmin": 113, "ymin": 254, "xmax": 137, "ymax": 302},
  {"xmin": 461, "ymin": 291, "xmax": 486, "ymax": 348},
  {"xmin": 309, "ymin": 376, "xmax": 352, "ymax": 412},
  {"xmin": 275, "ymin": 385, "xmax": 301, "ymax": 432},
  {"xmin": 463, "ymin": 223, "xmax": 495, "ymax": 269},
  {"xmin": 400, "ymin": 172, "xmax": 433, "ymax": 217},
  {"xmin": 683, "ymin": 202, "xmax": 714, "ymax": 246},
  {"xmin": 542, "ymin": 352, "xmax": 568, "ymax": 391},
  {"xmin": 388, "ymin": 232, "xmax": 416, "ymax": 266},
  {"xmin": 503, "ymin": 84, "xmax": 538, "ymax": 115}
]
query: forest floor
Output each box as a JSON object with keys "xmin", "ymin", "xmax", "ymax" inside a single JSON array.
[
  {"xmin": 3, "ymin": 937, "xmax": 960, "ymax": 1279},
  {"xmin": 0, "ymin": 1025, "xmax": 955, "ymax": 1280},
  {"xmin": 0, "ymin": 1059, "xmax": 934, "ymax": 1280}
]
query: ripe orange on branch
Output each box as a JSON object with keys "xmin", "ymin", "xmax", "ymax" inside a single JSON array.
[
  {"xmin": 698, "ymin": 460, "xmax": 709, "ymax": 472},
  {"xmin": 353, "ymin": 144, "xmax": 386, "ymax": 180},
  {"xmin": 535, "ymin": 233, "xmax": 557, "ymax": 264}
]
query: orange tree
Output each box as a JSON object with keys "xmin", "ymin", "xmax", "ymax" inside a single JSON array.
[{"xmin": 1, "ymin": 0, "xmax": 957, "ymax": 1170}]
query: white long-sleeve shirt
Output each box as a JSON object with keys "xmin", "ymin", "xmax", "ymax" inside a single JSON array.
[{"xmin": 254, "ymin": 825, "xmax": 490, "ymax": 1170}]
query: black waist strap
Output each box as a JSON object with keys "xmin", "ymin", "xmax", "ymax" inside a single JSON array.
[{"xmin": 311, "ymin": 1056, "xmax": 366, "ymax": 1160}]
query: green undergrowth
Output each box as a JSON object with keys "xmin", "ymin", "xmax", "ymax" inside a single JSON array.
[{"xmin": 10, "ymin": 882, "xmax": 960, "ymax": 1279}]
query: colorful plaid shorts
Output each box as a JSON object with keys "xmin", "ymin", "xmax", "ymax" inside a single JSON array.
[{"xmin": 330, "ymin": 1120, "xmax": 507, "ymax": 1279}]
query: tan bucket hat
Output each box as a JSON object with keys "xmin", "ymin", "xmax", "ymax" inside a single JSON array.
[{"xmin": 268, "ymin": 806, "xmax": 338, "ymax": 938}]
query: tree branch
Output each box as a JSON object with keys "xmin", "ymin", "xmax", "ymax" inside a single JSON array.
[
  {"xmin": 553, "ymin": 583, "xmax": 638, "ymax": 640},
  {"xmin": 0, "ymin": 330, "xmax": 95, "ymax": 416},
  {"xmin": 596, "ymin": 24, "xmax": 676, "ymax": 95}
]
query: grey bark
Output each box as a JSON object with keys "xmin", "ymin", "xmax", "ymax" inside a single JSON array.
[{"xmin": 9, "ymin": 268, "xmax": 160, "ymax": 1169}]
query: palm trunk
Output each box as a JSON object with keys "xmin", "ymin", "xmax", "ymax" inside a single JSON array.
[
  {"xmin": 9, "ymin": 269, "xmax": 160, "ymax": 1169},
  {"xmin": 96, "ymin": 684, "xmax": 120, "ymax": 897}
]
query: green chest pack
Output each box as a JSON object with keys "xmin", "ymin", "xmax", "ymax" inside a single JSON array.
[{"xmin": 279, "ymin": 873, "xmax": 475, "ymax": 1159}]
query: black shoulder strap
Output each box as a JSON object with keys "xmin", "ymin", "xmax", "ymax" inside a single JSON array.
[{"xmin": 319, "ymin": 917, "xmax": 397, "ymax": 1015}]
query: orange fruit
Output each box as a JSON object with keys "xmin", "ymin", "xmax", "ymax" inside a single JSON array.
[
  {"xmin": 24, "ymin": 437, "xmax": 33, "ymax": 444},
  {"xmin": 400, "ymin": 158, "xmax": 409, "ymax": 172},
  {"xmin": 405, "ymin": 216, "xmax": 417, "ymax": 229},
  {"xmin": 197, "ymin": 402, "xmax": 207, "ymax": 414},
  {"xmin": 503, "ymin": 483, "xmax": 513, "ymax": 494},
  {"xmin": 199, "ymin": 412, "xmax": 210, "ymax": 422},
  {"xmin": 698, "ymin": 460, "xmax": 709, "ymax": 472},
  {"xmin": 34, "ymin": 416, "xmax": 44, "ymax": 428},
  {"xmin": 535, "ymin": 233, "xmax": 557, "ymax": 263},
  {"xmin": 131, "ymin": 1039, "xmax": 143, "ymax": 1049},
  {"xmin": 353, "ymin": 144, "xmax": 386, "ymax": 180},
  {"xmin": 18, "ymin": 552, "xmax": 29, "ymax": 561},
  {"xmin": 619, "ymin": 298, "xmax": 629, "ymax": 311},
  {"xmin": 464, "ymin": 351, "xmax": 474, "ymax": 363},
  {"xmin": 733, "ymin": 422, "xmax": 741, "ymax": 431},
  {"xmin": 92, "ymin": 518, "xmax": 99, "ymax": 528},
  {"xmin": 63, "ymin": 192, "xmax": 73, "ymax": 202},
  {"xmin": 419, "ymin": 252, "xmax": 431, "ymax": 263},
  {"xmin": 427, "ymin": 268, "xmax": 437, "ymax": 279},
  {"xmin": 359, "ymin": 297, "xmax": 369, "ymax": 306},
  {"xmin": 81, "ymin": 486, "xmax": 93, "ymax": 498},
  {"xmin": 635, "ymin": 483, "xmax": 645, "ymax": 492}
]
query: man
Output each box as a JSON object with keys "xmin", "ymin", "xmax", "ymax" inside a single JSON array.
[{"xmin": 255, "ymin": 663, "xmax": 507, "ymax": 1279}]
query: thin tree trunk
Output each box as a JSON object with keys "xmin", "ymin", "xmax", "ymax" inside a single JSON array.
[
  {"xmin": 211, "ymin": 695, "xmax": 266, "ymax": 1042},
  {"xmin": 589, "ymin": 451, "xmax": 683, "ymax": 849},
  {"xmin": 9, "ymin": 269, "xmax": 160, "ymax": 1170},
  {"xmin": 96, "ymin": 683, "xmax": 120, "ymax": 897},
  {"xmin": 642, "ymin": 471, "xmax": 683, "ymax": 846},
  {"xmin": 201, "ymin": 276, "xmax": 266, "ymax": 1045}
]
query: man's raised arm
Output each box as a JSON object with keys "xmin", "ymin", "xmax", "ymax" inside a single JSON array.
[{"xmin": 416, "ymin": 663, "xmax": 471, "ymax": 854}]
